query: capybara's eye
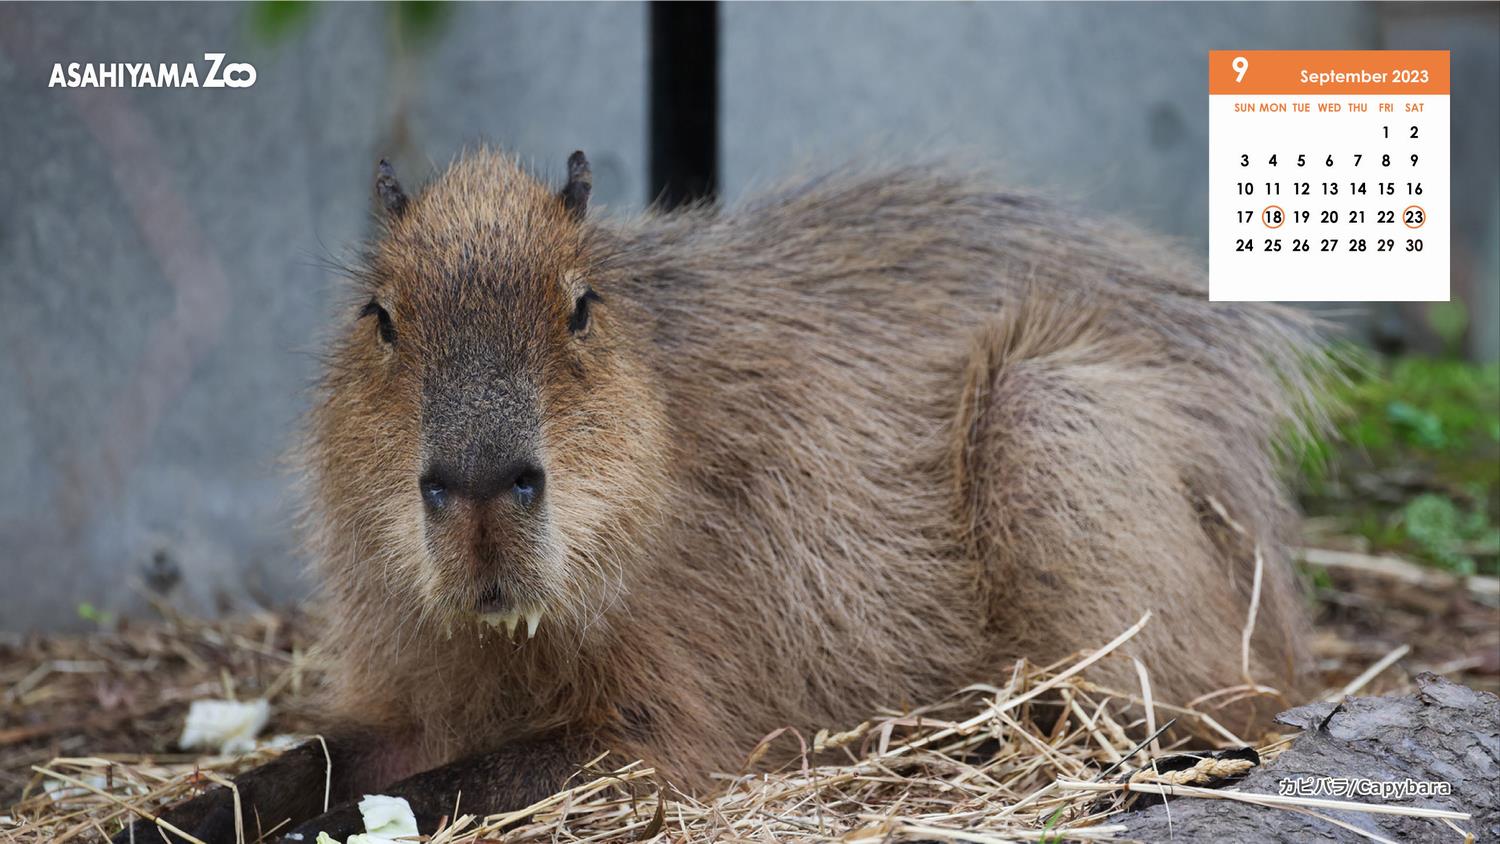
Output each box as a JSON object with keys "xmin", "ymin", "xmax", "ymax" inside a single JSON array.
[
  {"xmin": 568, "ymin": 288, "xmax": 602, "ymax": 336},
  {"xmin": 359, "ymin": 299, "xmax": 397, "ymax": 345}
]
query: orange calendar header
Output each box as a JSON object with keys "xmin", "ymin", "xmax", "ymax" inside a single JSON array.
[{"xmin": 1209, "ymin": 50, "xmax": 1449, "ymax": 96}]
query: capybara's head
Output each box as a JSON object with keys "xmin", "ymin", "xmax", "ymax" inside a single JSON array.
[{"xmin": 307, "ymin": 149, "xmax": 667, "ymax": 642}]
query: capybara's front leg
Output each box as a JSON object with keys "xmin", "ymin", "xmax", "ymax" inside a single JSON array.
[
  {"xmin": 111, "ymin": 730, "xmax": 420, "ymax": 844},
  {"xmin": 280, "ymin": 732, "xmax": 598, "ymax": 842}
]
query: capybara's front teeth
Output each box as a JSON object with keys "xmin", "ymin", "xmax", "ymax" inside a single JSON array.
[
  {"xmin": 478, "ymin": 608, "xmax": 542, "ymax": 640},
  {"xmin": 478, "ymin": 610, "xmax": 517, "ymax": 637}
]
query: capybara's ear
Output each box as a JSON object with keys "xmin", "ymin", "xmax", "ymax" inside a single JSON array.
[
  {"xmin": 375, "ymin": 158, "xmax": 408, "ymax": 219},
  {"xmin": 560, "ymin": 150, "xmax": 592, "ymax": 221}
]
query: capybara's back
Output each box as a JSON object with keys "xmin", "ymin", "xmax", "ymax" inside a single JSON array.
[{"xmin": 122, "ymin": 150, "xmax": 1325, "ymax": 841}]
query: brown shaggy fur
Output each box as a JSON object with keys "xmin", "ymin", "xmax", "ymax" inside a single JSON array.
[{"xmin": 122, "ymin": 148, "xmax": 1325, "ymax": 840}]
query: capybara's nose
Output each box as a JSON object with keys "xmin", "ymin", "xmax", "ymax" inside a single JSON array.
[{"xmin": 420, "ymin": 459, "xmax": 545, "ymax": 512}]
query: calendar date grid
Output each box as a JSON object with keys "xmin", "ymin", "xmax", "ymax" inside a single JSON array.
[{"xmin": 1228, "ymin": 117, "xmax": 1431, "ymax": 258}]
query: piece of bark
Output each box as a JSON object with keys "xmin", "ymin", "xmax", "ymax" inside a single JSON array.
[{"xmin": 1120, "ymin": 674, "xmax": 1499, "ymax": 842}]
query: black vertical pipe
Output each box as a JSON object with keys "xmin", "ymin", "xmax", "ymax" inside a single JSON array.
[{"xmin": 648, "ymin": 1, "xmax": 718, "ymax": 209}]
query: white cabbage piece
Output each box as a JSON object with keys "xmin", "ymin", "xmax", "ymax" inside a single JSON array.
[
  {"xmin": 315, "ymin": 794, "xmax": 420, "ymax": 844},
  {"xmin": 178, "ymin": 698, "xmax": 271, "ymax": 755}
]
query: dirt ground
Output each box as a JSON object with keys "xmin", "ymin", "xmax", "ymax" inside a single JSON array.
[{"xmin": 2, "ymin": 547, "xmax": 1496, "ymax": 838}]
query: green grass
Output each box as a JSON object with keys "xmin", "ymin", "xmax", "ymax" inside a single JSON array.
[{"xmin": 1295, "ymin": 345, "xmax": 1500, "ymax": 576}]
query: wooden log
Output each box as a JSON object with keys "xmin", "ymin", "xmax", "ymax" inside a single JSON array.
[{"xmin": 1120, "ymin": 674, "xmax": 1498, "ymax": 842}]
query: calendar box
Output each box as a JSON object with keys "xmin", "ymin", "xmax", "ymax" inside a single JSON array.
[{"xmin": 1209, "ymin": 50, "xmax": 1450, "ymax": 302}]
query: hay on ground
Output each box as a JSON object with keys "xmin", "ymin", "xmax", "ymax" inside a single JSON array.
[{"xmin": 2, "ymin": 547, "xmax": 1494, "ymax": 842}]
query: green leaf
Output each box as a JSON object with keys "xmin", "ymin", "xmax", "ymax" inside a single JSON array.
[
  {"xmin": 1385, "ymin": 400, "xmax": 1446, "ymax": 450},
  {"xmin": 76, "ymin": 602, "xmax": 115, "ymax": 626},
  {"xmin": 395, "ymin": 1, "xmax": 452, "ymax": 44},
  {"xmin": 1400, "ymin": 494, "xmax": 1477, "ymax": 575},
  {"xmin": 250, "ymin": 1, "xmax": 317, "ymax": 43}
]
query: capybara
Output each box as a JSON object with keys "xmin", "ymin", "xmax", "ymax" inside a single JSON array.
[{"xmin": 120, "ymin": 149, "xmax": 1321, "ymax": 841}]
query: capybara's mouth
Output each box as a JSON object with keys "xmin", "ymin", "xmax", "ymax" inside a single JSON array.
[
  {"xmin": 474, "ymin": 582, "xmax": 544, "ymax": 639},
  {"xmin": 476, "ymin": 606, "xmax": 544, "ymax": 640}
]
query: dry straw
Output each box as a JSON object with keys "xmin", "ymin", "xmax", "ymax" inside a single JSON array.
[{"xmin": 1, "ymin": 604, "xmax": 1462, "ymax": 843}]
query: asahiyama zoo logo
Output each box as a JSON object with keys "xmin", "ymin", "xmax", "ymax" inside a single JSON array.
[{"xmin": 49, "ymin": 53, "xmax": 255, "ymax": 88}]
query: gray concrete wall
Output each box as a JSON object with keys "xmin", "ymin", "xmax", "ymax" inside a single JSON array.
[
  {"xmin": 1, "ymin": 2, "xmax": 1495, "ymax": 630},
  {"xmin": 721, "ymin": 3, "xmax": 1376, "ymax": 251},
  {"xmin": 0, "ymin": 2, "xmax": 647, "ymax": 630}
]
